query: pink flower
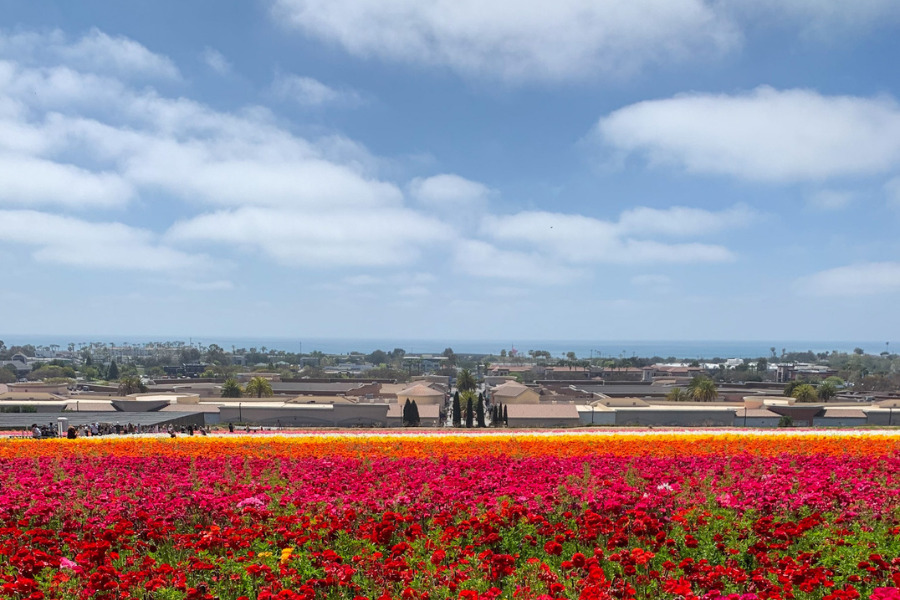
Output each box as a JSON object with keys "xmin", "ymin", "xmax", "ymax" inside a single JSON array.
[
  {"xmin": 871, "ymin": 589, "xmax": 900, "ymax": 600},
  {"xmin": 237, "ymin": 496, "xmax": 265, "ymax": 509},
  {"xmin": 59, "ymin": 557, "xmax": 78, "ymax": 570}
]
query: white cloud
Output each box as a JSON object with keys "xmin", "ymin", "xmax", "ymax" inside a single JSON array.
[
  {"xmin": 271, "ymin": 0, "xmax": 738, "ymax": 82},
  {"xmin": 480, "ymin": 208, "xmax": 739, "ymax": 265},
  {"xmin": 270, "ymin": 1, "xmax": 900, "ymax": 83},
  {"xmin": 0, "ymin": 210, "xmax": 209, "ymax": 271},
  {"xmin": 0, "ymin": 154, "xmax": 133, "ymax": 208},
  {"xmin": 271, "ymin": 74, "xmax": 364, "ymax": 108},
  {"xmin": 165, "ymin": 206, "xmax": 449, "ymax": 268},
  {"xmin": 806, "ymin": 189, "xmax": 857, "ymax": 211},
  {"xmin": 796, "ymin": 262, "xmax": 900, "ymax": 296},
  {"xmin": 0, "ymin": 53, "xmax": 403, "ymax": 213},
  {"xmin": 409, "ymin": 174, "xmax": 492, "ymax": 209},
  {"xmin": 0, "ymin": 28, "xmax": 179, "ymax": 80},
  {"xmin": 596, "ymin": 87, "xmax": 900, "ymax": 182},
  {"xmin": 201, "ymin": 47, "xmax": 231, "ymax": 75},
  {"xmin": 453, "ymin": 240, "xmax": 583, "ymax": 284},
  {"xmin": 617, "ymin": 204, "xmax": 755, "ymax": 237}
]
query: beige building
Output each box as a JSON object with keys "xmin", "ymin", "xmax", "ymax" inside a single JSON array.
[
  {"xmin": 490, "ymin": 381, "xmax": 540, "ymax": 404},
  {"xmin": 395, "ymin": 383, "xmax": 446, "ymax": 405},
  {"xmin": 506, "ymin": 404, "xmax": 581, "ymax": 427}
]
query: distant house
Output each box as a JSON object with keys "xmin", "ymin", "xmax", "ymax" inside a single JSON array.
[
  {"xmin": 775, "ymin": 363, "xmax": 837, "ymax": 383},
  {"xmin": 505, "ymin": 404, "xmax": 581, "ymax": 428},
  {"xmin": 490, "ymin": 381, "xmax": 540, "ymax": 404},
  {"xmin": 395, "ymin": 383, "xmax": 446, "ymax": 405}
]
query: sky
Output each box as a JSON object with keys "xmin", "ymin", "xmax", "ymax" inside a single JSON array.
[{"xmin": 0, "ymin": 0, "xmax": 899, "ymax": 343}]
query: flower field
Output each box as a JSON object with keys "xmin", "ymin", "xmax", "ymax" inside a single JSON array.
[{"xmin": 2, "ymin": 432, "xmax": 900, "ymax": 600}]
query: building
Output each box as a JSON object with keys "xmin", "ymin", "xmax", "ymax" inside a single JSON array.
[
  {"xmin": 395, "ymin": 383, "xmax": 446, "ymax": 405},
  {"xmin": 505, "ymin": 404, "xmax": 581, "ymax": 428},
  {"xmin": 490, "ymin": 381, "xmax": 540, "ymax": 404}
]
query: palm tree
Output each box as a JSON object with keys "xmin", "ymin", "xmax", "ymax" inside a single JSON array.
[
  {"xmin": 117, "ymin": 375, "xmax": 147, "ymax": 395},
  {"xmin": 817, "ymin": 381, "xmax": 837, "ymax": 401},
  {"xmin": 792, "ymin": 383, "xmax": 818, "ymax": 403},
  {"xmin": 245, "ymin": 376, "xmax": 273, "ymax": 398},
  {"xmin": 666, "ymin": 387, "xmax": 689, "ymax": 401},
  {"xmin": 221, "ymin": 378, "xmax": 243, "ymax": 398},
  {"xmin": 457, "ymin": 368, "xmax": 476, "ymax": 393},
  {"xmin": 689, "ymin": 376, "xmax": 718, "ymax": 402}
]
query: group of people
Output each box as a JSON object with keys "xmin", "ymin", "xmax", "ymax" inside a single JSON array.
[
  {"xmin": 31, "ymin": 422, "xmax": 173, "ymax": 439},
  {"xmin": 29, "ymin": 421, "xmax": 242, "ymax": 439}
]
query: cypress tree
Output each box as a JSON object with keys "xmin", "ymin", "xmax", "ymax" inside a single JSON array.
[
  {"xmin": 452, "ymin": 391, "xmax": 461, "ymax": 427},
  {"xmin": 476, "ymin": 393, "xmax": 485, "ymax": 428},
  {"xmin": 465, "ymin": 398, "xmax": 474, "ymax": 428},
  {"xmin": 503, "ymin": 404, "xmax": 508, "ymax": 426},
  {"xmin": 107, "ymin": 360, "xmax": 119, "ymax": 381},
  {"xmin": 411, "ymin": 400, "xmax": 420, "ymax": 426},
  {"xmin": 403, "ymin": 398, "xmax": 411, "ymax": 427}
]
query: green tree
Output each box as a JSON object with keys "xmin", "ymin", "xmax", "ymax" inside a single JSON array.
[
  {"xmin": 106, "ymin": 360, "xmax": 119, "ymax": 381},
  {"xmin": 221, "ymin": 378, "xmax": 243, "ymax": 398},
  {"xmin": 402, "ymin": 399, "xmax": 413, "ymax": 427},
  {"xmin": 442, "ymin": 347, "xmax": 457, "ymax": 367},
  {"xmin": 245, "ymin": 376, "xmax": 273, "ymax": 398},
  {"xmin": 666, "ymin": 387, "xmax": 689, "ymax": 401},
  {"xmin": 28, "ymin": 364, "xmax": 77, "ymax": 381},
  {"xmin": 792, "ymin": 383, "xmax": 818, "ymax": 403},
  {"xmin": 410, "ymin": 400, "xmax": 420, "ymax": 427},
  {"xmin": 205, "ymin": 344, "xmax": 228, "ymax": 365},
  {"xmin": 476, "ymin": 392, "xmax": 486, "ymax": 428},
  {"xmin": 117, "ymin": 376, "xmax": 147, "ymax": 395},
  {"xmin": 465, "ymin": 397, "xmax": 474, "ymax": 428},
  {"xmin": 0, "ymin": 365, "xmax": 16, "ymax": 384},
  {"xmin": 756, "ymin": 358, "xmax": 768, "ymax": 373},
  {"xmin": 457, "ymin": 368, "xmax": 476, "ymax": 393},
  {"xmin": 688, "ymin": 376, "xmax": 718, "ymax": 402},
  {"xmin": 452, "ymin": 392, "xmax": 461, "ymax": 427},
  {"xmin": 817, "ymin": 381, "xmax": 837, "ymax": 401}
]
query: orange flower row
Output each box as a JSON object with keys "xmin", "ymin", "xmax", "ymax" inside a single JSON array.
[{"xmin": 1, "ymin": 430, "xmax": 898, "ymax": 460}]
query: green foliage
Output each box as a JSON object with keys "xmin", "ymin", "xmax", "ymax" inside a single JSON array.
[
  {"xmin": 0, "ymin": 365, "xmax": 16, "ymax": 384},
  {"xmin": 106, "ymin": 360, "xmax": 119, "ymax": 381},
  {"xmin": 791, "ymin": 383, "xmax": 818, "ymax": 403},
  {"xmin": 666, "ymin": 387, "xmax": 689, "ymax": 401},
  {"xmin": 221, "ymin": 378, "xmax": 243, "ymax": 398},
  {"xmin": 402, "ymin": 399, "xmax": 420, "ymax": 427},
  {"xmin": 27, "ymin": 364, "xmax": 77, "ymax": 381},
  {"xmin": 817, "ymin": 381, "xmax": 837, "ymax": 400},
  {"xmin": 117, "ymin": 376, "xmax": 148, "ymax": 395},
  {"xmin": 457, "ymin": 368, "xmax": 476, "ymax": 392},
  {"xmin": 688, "ymin": 376, "xmax": 718, "ymax": 402},
  {"xmin": 244, "ymin": 376, "xmax": 273, "ymax": 398},
  {"xmin": 778, "ymin": 415, "xmax": 793, "ymax": 428}
]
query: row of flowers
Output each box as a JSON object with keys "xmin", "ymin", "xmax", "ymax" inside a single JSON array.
[{"xmin": 1, "ymin": 433, "xmax": 899, "ymax": 600}]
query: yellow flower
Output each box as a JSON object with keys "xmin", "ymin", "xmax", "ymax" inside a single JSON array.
[
  {"xmin": 280, "ymin": 548, "xmax": 293, "ymax": 564},
  {"xmin": 258, "ymin": 552, "xmax": 272, "ymax": 558}
]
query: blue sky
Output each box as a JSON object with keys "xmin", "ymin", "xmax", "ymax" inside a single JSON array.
[{"xmin": 1, "ymin": 0, "xmax": 899, "ymax": 342}]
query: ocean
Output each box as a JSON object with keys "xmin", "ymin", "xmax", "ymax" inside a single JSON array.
[{"xmin": 0, "ymin": 335, "xmax": 890, "ymax": 359}]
